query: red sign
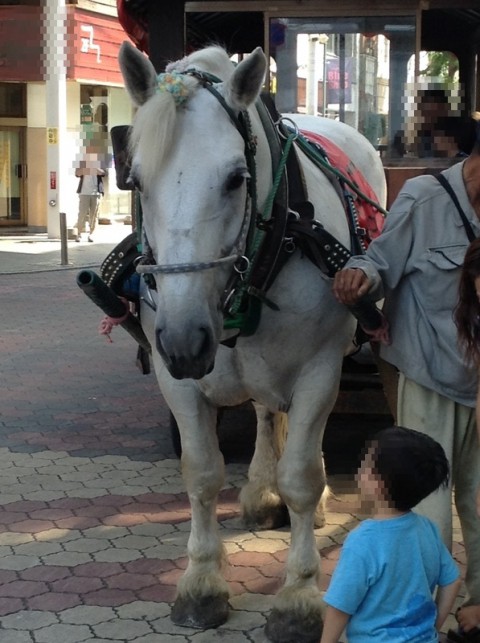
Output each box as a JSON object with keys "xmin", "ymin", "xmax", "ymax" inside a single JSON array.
[
  {"xmin": 50, "ymin": 172, "xmax": 57, "ymax": 190},
  {"xmin": 67, "ymin": 8, "xmax": 134, "ymax": 84}
]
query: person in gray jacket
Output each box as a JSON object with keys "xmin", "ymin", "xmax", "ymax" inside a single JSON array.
[{"xmin": 332, "ymin": 122, "xmax": 480, "ymax": 625}]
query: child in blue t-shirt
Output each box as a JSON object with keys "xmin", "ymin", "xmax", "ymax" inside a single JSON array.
[{"xmin": 321, "ymin": 426, "xmax": 461, "ymax": 643}]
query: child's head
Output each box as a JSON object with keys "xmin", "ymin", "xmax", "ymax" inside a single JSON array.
[{"xmin": 358, "ymin": 426, "xmax": 449, "ymax": 511}]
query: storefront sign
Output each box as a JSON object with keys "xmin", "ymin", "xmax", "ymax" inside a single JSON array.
[
  {"xmin": 326, "ymin": 58, "xmax": 354, "ymax": 104},
  {"xmin": 80, "ymin": 104, "xmax": 93, "ymax": 125},
  {"xmin": 80, "ymin": 25, "xmax": 101, "ymax": 63},
  {"xmin": 68, "ymin": 9, "xmax": 133, "ymax": 84}
]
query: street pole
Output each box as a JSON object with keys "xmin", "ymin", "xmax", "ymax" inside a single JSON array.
[
  {"xmin": 43, "ymin": 0, "xmax": 68, "ymax": 239},
  {"xmin": 306, "ymin": 35, "xmax": 319, "ymax": 116},
  {"xmin": 318, "ymin": 34, "xmax": 329, "ymax": 117},
  {"xmin": 59, "ymin": 212, "xmax": 69, "ymax": 266}
]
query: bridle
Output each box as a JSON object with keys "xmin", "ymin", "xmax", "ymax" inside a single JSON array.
[{"xmin": 136, "ymin": 70, "xmax": 257, "ymax": 277}]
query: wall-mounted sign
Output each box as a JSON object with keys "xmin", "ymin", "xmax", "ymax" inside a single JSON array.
[
  {"xmin": 47, "ymin": 128, "xmax": 58, "ymax": 145},
  {"xmin": 80, "ymin": 103, "xmax": 93, "ymax": 125},
  {"xmin": 69, "ymin": 10, "xmax": 134, "ymax": 84}
]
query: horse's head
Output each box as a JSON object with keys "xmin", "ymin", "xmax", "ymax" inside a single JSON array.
[{"xmin": 119, "ymin": 42, "xmax": 267, "ymax": 379}]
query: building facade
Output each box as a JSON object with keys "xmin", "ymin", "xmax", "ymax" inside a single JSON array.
[{"xmin": 0, "ymin": 0, "xmax": 133, "ymax": 234}]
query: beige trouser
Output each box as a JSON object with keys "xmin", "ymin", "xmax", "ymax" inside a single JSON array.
[
  {"xmin": 397, "ymin": 374, "xmax": 480, "ymax": 604},
  {"xmin": 75, "ymin": 194, "xmax": 100, "ymax": 236}
]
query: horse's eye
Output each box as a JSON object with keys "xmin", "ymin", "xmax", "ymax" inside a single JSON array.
[{"xmin": 225, "ymin": 172, "xmax": 246, "ymax": 192}]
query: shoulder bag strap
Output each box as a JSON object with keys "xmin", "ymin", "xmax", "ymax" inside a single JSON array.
[{"xmin": 435, "ymin": 173, "xmax": 476, "ymax": 242}]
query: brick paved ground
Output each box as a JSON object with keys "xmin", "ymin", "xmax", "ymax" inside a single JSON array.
[{"xmin": 0, "ymin": 230, "xmax": 467, "ymax": 642}]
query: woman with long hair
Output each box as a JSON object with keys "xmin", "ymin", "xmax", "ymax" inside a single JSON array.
[
  {"xmin": 454, "ymin": 238, "xmax": 480, "ymax": 639},
  {"xmin": 456, "ymin": 238, "xmax": 480, "ymax": 366}
]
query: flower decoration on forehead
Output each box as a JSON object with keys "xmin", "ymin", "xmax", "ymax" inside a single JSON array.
[{"xmin": 156, "ymin": 71, "xmax": 190, "ymax": 107}]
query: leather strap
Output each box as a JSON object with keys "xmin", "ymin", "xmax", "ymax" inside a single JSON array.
[{"xmin": 436, "ymin": 173, "xmax": 476, "ymax": 242}]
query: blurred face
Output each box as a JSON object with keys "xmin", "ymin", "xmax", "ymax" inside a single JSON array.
[
  {"xmin": 357, "ymin": 447, "xmax": 383, "ymax": 501},
  {"xmin": 419, "ymin": 98, "xmax": 449, "ymax": 123},
  {"xmin": 433, "ymin": 133, "xmax": 457, "ymax": 157}
]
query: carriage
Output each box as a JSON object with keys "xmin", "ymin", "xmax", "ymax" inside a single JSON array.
[{"xmin": 77, "ymin": 3, "xmax": 480, "ymax": 641}]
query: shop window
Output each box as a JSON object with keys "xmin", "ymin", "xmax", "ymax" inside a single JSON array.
[{"xmin": 0, "ymin": 83, "xmax": 26, "ymax": 118}]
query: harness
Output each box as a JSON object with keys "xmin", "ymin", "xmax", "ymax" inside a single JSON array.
[{"xmin": 134, "ymin": 70, "xmax": 388, "ymax": 343}]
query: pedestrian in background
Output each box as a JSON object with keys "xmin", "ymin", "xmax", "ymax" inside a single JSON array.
[{"xmin": 74, "ymin": 154, "xmax": 105, "ymax": 243}]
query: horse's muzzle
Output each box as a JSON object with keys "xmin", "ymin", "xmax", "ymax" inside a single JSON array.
[{"xmin": 155, "ymin": 326, "xmax": 216, "ymax": 380}]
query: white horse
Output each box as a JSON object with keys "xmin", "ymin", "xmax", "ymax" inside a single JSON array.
[{"xmin": 119, "ymin": 42, "xmax": 386, "ymax": 643}]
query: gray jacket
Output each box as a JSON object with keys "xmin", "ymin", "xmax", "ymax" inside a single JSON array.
[{"xmin": 348, "ymin": 160, "xmax": 478, "ymax": 406}]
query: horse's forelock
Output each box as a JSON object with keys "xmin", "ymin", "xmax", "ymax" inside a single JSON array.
[
  {"xmin": 130, "ymin": 46, "xmax": 234, "ymax": 188},
  {"xmin": 129, "ymin": 75, "xmax": 198, "ymax": 187}
]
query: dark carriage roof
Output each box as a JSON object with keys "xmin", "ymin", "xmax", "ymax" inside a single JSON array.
[
  {"xmin": 422, "ymin": 7, "xmax": 480, "ymax": 54},
  {"xmin": 189, "ymin": 8, "xmax": 480, "ymax": 55},
  {"xmin": 121, "ymin": 1, "xmax": 480, "ymax": 55}
]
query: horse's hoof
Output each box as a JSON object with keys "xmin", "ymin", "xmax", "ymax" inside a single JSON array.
[
  {"xmin": 242, "ymin": 503, "xmax": 290, "ymax": 530},
  {"xmin": 171, "ymin": 593, "xmax": 229, "ymax": 629},
  {"xmin": 265, "ymin": 607, "xmax": 323, "ymax": 643}
]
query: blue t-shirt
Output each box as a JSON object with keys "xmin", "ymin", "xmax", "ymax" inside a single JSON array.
[{"xmin": 324, "ymin": 512, "xmax": 459, "ymax": 643}]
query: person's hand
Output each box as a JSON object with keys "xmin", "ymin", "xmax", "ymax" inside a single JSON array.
[
  {"xmin": 332, "ymin": 268, "xmax": 371, "ymax": 306},
  {"xmin": 457, "ymin": 605, "xmax": 480, "ymax": 633}
]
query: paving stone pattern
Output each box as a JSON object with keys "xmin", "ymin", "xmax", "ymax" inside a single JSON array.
[{"xmin": 0, "ymin": 263, "xmax": 466, "ymax": 642}]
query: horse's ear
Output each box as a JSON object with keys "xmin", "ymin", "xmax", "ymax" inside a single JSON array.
[
  {"xmin": 224, "ymin": 47, "xmax": 267, "ymax": 111},
  {"xmin": 119, "ymin": 41, "xmax": 158, "ymax": 107}
]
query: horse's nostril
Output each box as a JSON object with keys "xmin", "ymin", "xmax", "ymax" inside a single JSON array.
[{"xmin": 154, "ymin": 324, "xmax": 215, "ymax": 380}]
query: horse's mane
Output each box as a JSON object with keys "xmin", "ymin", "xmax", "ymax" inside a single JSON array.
[{"xmin": 129, "ymin": 46, "xmax": 235, "ymax": 187}]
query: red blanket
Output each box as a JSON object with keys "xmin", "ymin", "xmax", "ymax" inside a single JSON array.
[{"xmin": 301, "ymin": 129, "xmax": 385, "ymax": 245}]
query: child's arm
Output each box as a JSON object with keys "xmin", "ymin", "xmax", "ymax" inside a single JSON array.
[
  {"xmin": 435, "ymin": 578, "xmax": 462, "ymax": 631},
  {"xmin": 320, "ymin": 605, "xmax": 350, "ymax": 643}
]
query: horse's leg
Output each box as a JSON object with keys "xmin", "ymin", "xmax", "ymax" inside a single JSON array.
[
  {"xmin": 240, "ymin": 403, "xmax": 289, "ymax": 529},
  {"xmin": 168, "ymin": 400, "xmax": 230, "ymax": 629},
  {"xmin": 265, "ymin": 369, "xmax": 341, "ymax": 643},
  {"xmin": 241, "ymin": 406, "xmax": 328, "ymax": 530}
]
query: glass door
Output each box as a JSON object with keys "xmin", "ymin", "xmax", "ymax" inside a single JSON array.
[{"xmin": 0, "ymin": 127, "xmax": 26, "ymax": 226}]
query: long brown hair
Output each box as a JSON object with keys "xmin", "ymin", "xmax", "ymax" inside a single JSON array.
[{"xmin": 455, "ymin": 238, "xmax": 480, "ymax": 366}]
